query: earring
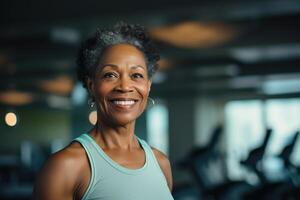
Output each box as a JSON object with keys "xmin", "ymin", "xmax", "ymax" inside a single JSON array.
[
  {"xmin": 148, "ymin": 97, "xmax": 155, "ymax": 107},
  {"xmin": 88, "ymin": 98, "xmax": 95, "ymax": 108}
]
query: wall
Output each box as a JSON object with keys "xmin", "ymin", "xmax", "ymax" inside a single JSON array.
[{"xmin": 0, "ymin": 107, "xmax": 71, "ymax": 153}]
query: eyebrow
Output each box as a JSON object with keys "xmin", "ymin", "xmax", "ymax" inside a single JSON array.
[
  {"xmin": 131, "ymin": 65, "xmax": 146, "ymax": 70},
  {"xmin": 101, "ymin": 64, "xmax": 146, "ymax": 70}
]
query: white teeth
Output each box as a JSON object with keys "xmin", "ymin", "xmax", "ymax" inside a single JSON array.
[{"xmin": 112, "ymin": 100, "xmax": 135, "ymax": 105}]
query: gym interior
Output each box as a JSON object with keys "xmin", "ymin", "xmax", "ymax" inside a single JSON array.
[{"xmin": 1, "ymin": 0, "xmax": 300, "ymax": 199}]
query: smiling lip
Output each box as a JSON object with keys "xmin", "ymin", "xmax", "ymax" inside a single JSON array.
[{"xmin": 108, "ymin": 98, "xmax": 139, "ymax": 110}]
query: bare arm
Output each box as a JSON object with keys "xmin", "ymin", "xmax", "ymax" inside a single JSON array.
[
  {"xmin": 151, "ymin": 147, "xmax": 173, "ymax": 192},
  {"xmin": 33, "ymin": 148, "xmax": 82, "ymax": 200}
]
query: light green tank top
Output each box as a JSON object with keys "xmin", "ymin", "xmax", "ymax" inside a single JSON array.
[{"xmin": 74, "ymin": 133, "xmax": 174, "ymax": 200}]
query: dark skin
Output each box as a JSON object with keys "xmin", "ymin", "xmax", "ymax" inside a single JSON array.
[{"xmin": 33, "ymin": 44, "xmax": 173, "ymax": 200}]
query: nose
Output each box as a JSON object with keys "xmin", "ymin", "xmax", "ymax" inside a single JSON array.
[{"xmin": 115, "ymin": 75, "xmax": 134, "ymax": 93}]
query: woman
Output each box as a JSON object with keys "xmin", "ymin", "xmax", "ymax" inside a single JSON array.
[{"xmin": 33, "ymin": 22, "xmax": 174, "ymax": 200}]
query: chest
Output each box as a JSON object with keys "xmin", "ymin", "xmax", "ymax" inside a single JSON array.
[
  {"xmin": 103, "ymin": 148, "xmax": 146, "ymax": 169},
  {"xmin": 75, "ymin": 148, "xmax": 147, "ymax": 200},
  {"xmin": 77, "ymin": 161, "xmax": 172, "ymax": 200}
]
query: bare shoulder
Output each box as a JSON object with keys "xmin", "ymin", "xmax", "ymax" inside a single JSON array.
[
  {"xmin": 33, "ymin": 141, "xmax": 88, "ymax": 200},
  {"xmin": 151, "ymin": 147, "xmax": 173, "ymax": 191},
  {"xmin": 151, "ymin": 147, "xmax": 171, "ymax": 169},
  {"xmin": 39, "ymin": 141, "xmax": 87, "ymax": 177}
]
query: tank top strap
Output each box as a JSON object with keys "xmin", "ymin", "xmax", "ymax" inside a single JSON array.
[
  {"xmin": 135, "ymin": 137, "xmax": 168, "ymax": 184},
  {"xmin": 73, "ymin": 134, "xmax": 97, "ymax": 200},
  {"xmin": 136, "ymin": 137, "xmax": 158, "ymax": 167}
]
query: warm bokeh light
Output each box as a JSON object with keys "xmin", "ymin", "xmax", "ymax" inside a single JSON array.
[
  {"xmin": 157, "ymin": 58, "xmax": 175, "ymax": 70},
  {"xmin": 5, "ymin": 112, "xmax": 17, "ymax": 127},
  {"xmin": 39, "ymin": 75, "xmax": 74, "ymax": 96},
  {"xmin": 0, "ymin": 91, "xmax": 33, "ymax": 106},
  {"xmin": 150, "ymin": 21, "xmax": 239, "ymax": 48},
  {"xmin": 89, "ymin": 111, "xmax": 97, "ymax": 125}
]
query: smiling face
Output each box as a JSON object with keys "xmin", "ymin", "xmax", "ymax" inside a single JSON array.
[{"xmin": 88, "ymin": 44, "xmax": 152, "ymax": 126}]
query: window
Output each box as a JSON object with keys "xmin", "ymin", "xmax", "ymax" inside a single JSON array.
[
  {"xmin": 225, "ymin": 100, "xmax": 264, "ymax": 179},
  {"xmin": 146, "ymin": 100, "xmax": 169, "ymax": 155},
  {"xmin": 225, "ymin": 98, "xmax": 300, "ymax": 180}
]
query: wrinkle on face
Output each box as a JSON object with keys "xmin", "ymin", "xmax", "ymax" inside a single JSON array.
[{"xmin": 91, "ymin": 44, "xmax": 151, "ymax": 126}]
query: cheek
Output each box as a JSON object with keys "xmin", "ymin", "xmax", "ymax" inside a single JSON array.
[
  {"xmin": 94, "ymin": 82, "xmax": 112, "ymax": 100},
  {"xmin": 137, "ymin": 83, "xmax": 150, "ymax": 101}
]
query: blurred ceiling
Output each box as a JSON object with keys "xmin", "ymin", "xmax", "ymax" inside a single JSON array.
[{"xmin": 1, "ymin": 0, "xmax": 300, "ymax": 108}]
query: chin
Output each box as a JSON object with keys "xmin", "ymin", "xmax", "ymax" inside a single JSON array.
[
  {"xmin": 110, "ymin": 118, "xmax": 136, "ymax": 127},
  {"xmin": 108, "ymin": 113, "xmax": 142, "ymax": 127}
]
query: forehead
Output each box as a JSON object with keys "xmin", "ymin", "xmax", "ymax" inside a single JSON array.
[{"xmin": 99, "ymin": 44, "xmax": 146, "ymax": 66}]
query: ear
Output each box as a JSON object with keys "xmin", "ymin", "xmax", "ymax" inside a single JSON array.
[
  {"xmin": 148, "ymin": 80, "xmax": 152, "ymax": 92},
  {"xmin": 86, "ymin": 77, "xmax": 95, "ymax": 98}
]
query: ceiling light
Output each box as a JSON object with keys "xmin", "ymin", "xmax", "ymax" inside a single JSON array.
[
  {"xmin": 39, "ymin": 75, "xmax": 74, "ymax": 96},
  {"xmin": 150, "ymin": 21, "xmax": 239, "ymax": 48},
  {"xmin": 0, "ymin": 91, "xmax": 33, "ymax": 106},
  {"xmin": 262, "ymin": 79, "xmax": 300, "ymax": 95}
]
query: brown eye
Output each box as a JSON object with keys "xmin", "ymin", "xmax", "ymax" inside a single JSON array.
[
  {"xmin": 132, "ymin": 73, "xmax": 144, "ymax": 79},
  {"xmin": 103, "ymin": 72, "xmax": 118, "ymax": 79}
]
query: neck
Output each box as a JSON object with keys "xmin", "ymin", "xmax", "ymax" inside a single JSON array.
[{"xmin": 89, "ymin": 120, "xmax": 138, "ymax": 150}]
